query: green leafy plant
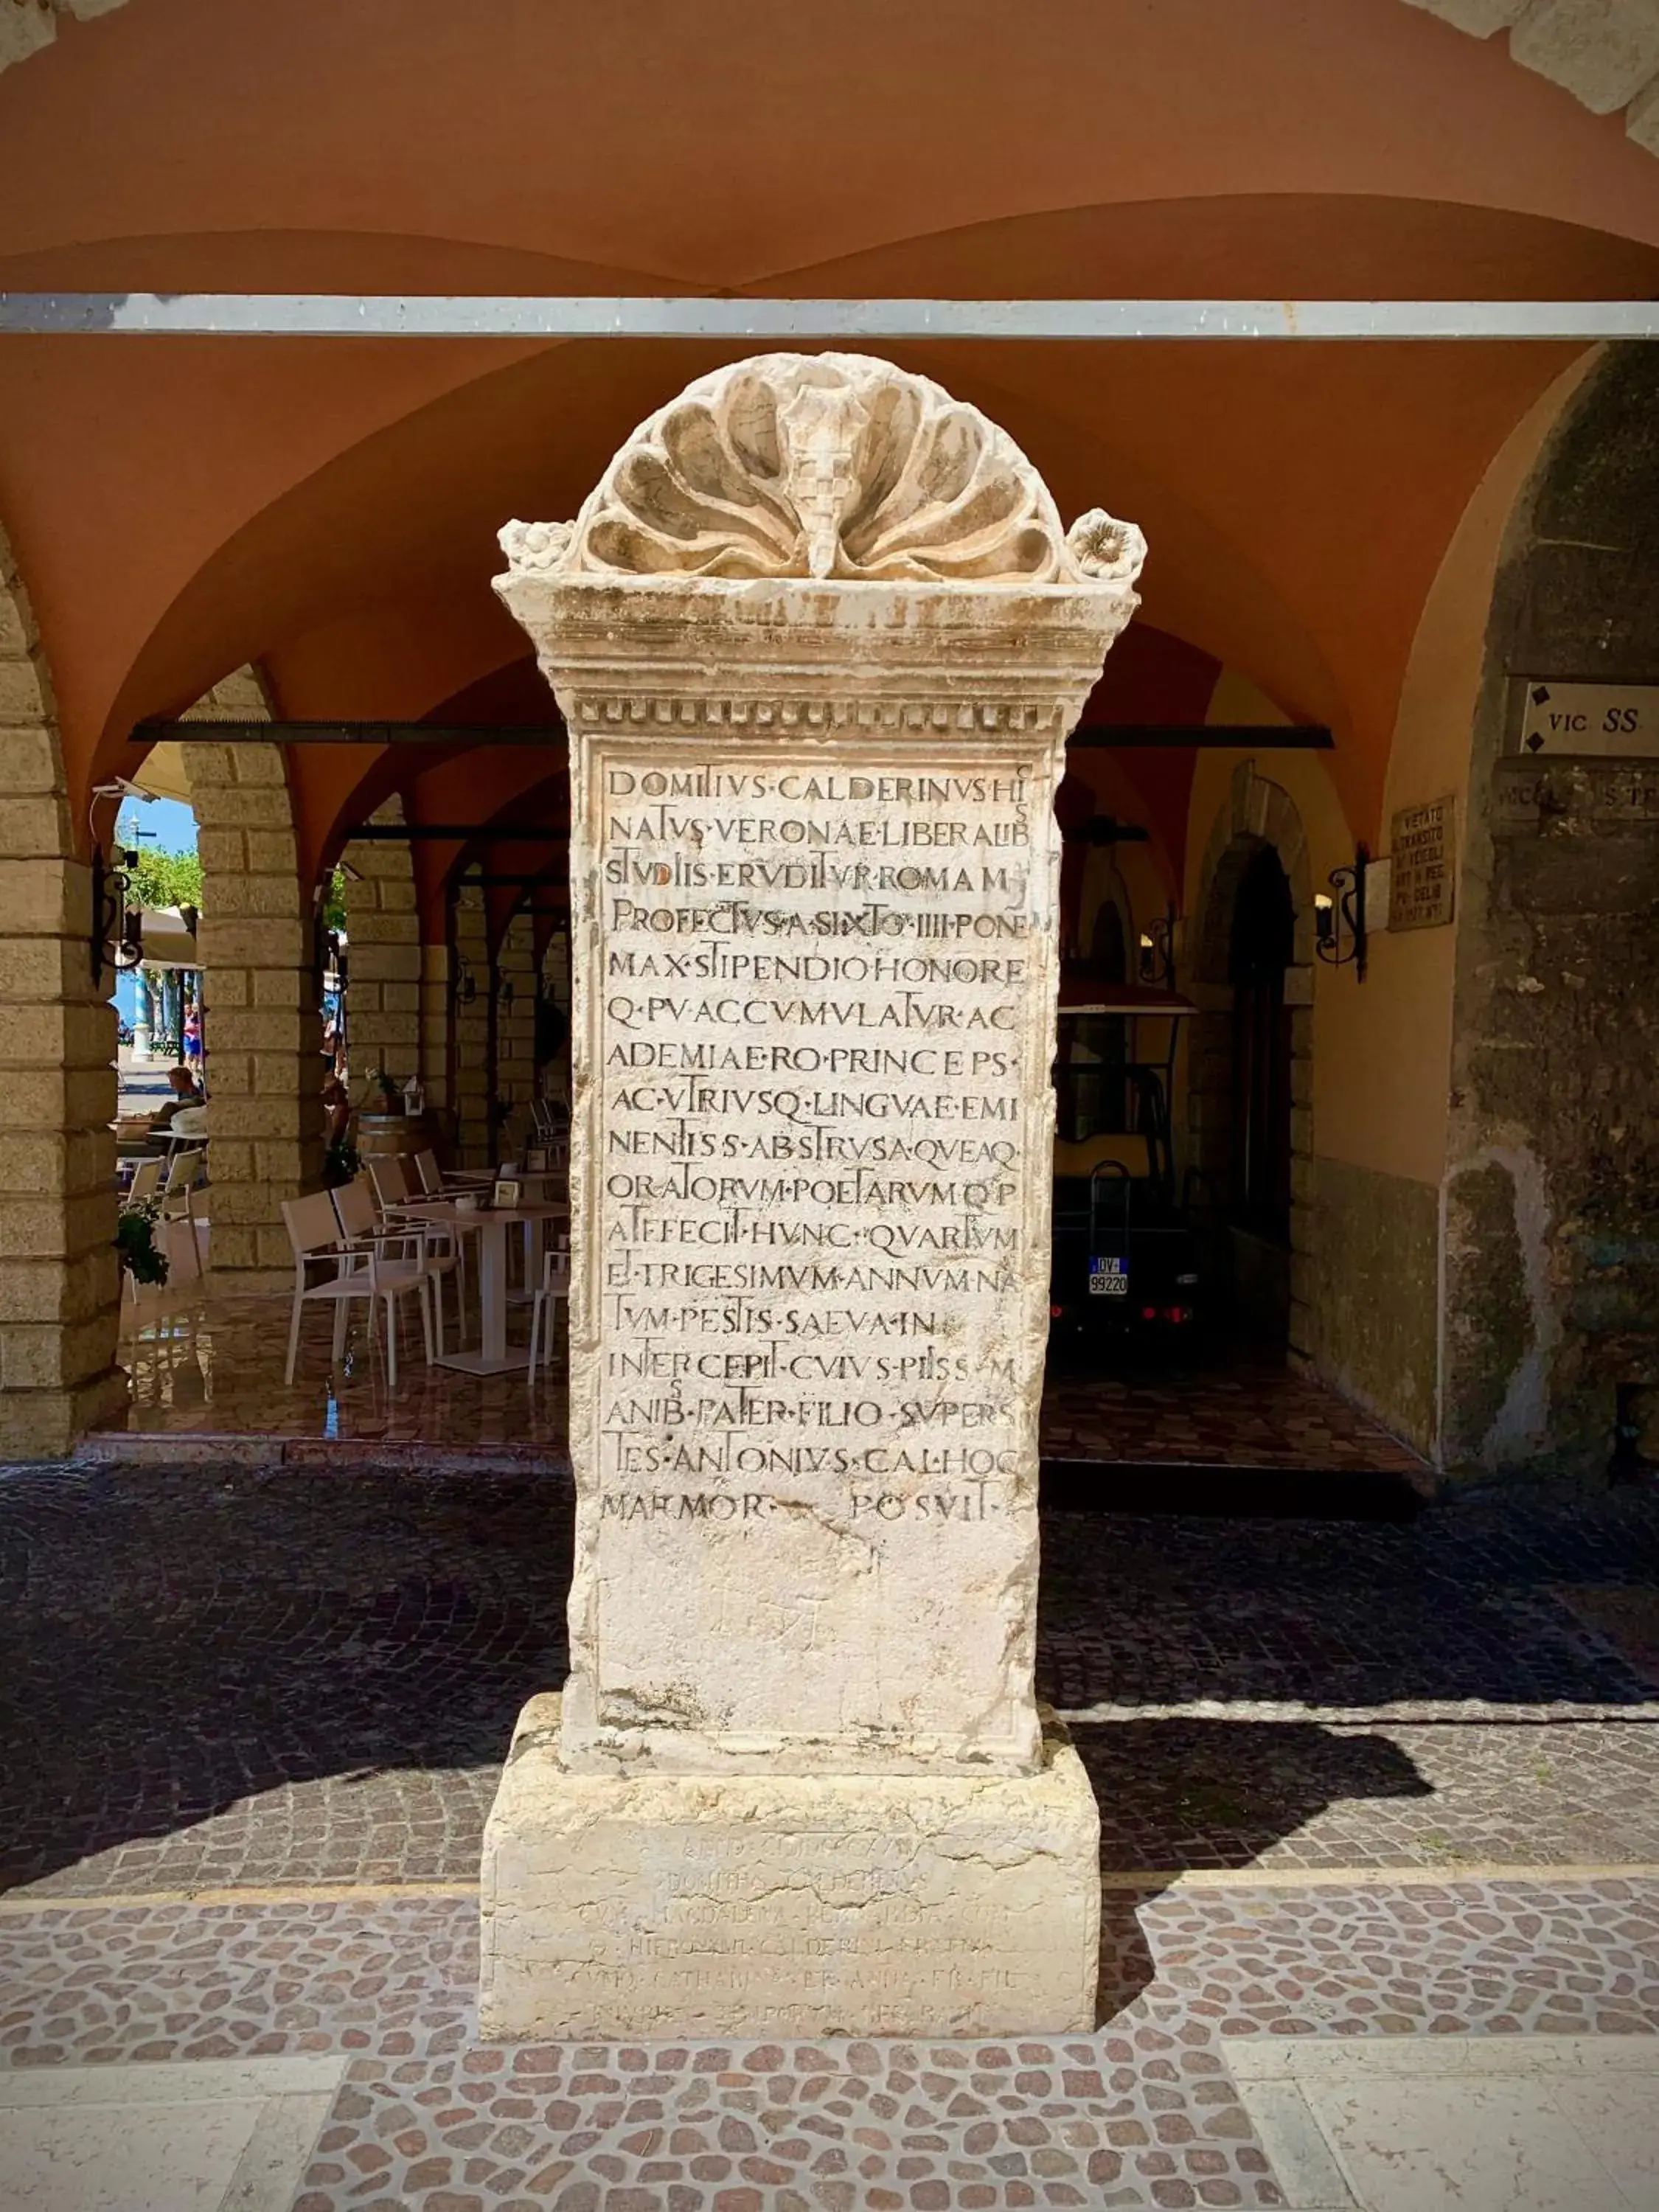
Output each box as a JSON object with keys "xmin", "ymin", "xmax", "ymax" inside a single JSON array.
[
  {"xmin": 116, "ymin": 1199, "xmax": 170, "ymax": 1287},
  {"xmin": 367, "ymin": 1068, "xmax": 403, "ymax": 1110},
  {"xmin": 323, "ymin": 1137, "xmax": 361, "ymax": 1189},
  {"xmin": 126, "ymin": 846, "xmax": 204, "ymax": 914}
]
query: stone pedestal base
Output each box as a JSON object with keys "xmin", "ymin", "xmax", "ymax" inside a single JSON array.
[{"xmin": 480, "ymin": 1694, "xmax": 1100, "ymax": 2041}]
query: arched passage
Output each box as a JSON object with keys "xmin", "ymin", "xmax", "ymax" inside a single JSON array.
[{"xmin": 1189, "ymin": 767, "xmax": 1318, "ymax": 1359}]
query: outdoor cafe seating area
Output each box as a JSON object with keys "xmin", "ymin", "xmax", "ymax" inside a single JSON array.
[{"xmin": 111, "ymin": 1097, "xmax": 574, "ymax": 1452}]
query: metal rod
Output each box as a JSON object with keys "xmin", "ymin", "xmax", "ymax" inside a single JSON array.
[
  {"xmin": 8, "ymin": 296, "xmax": 1658, "ymax": 342},
  {"xmin": 1069, "ymin": 723, "xmax": 1334, "ymax": 748},
  {"xmin": 146, "ymin": 719, "xmax": 563, "ymax": 745},
  {"xmin": 343, "ymin": 824, "xmax": 569, "ymax": 841},
  {"xmin": 156, "ymin": 715, "xmax": 1334, "ymax": 754}
]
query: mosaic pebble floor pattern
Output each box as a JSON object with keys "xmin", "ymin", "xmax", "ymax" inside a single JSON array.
[
  {"xmin": 2, "ymin": 1465, "xmax": 1658, "ymax": 1896},
  {"xmin": 2, "ymin": 1453, "xmax": 1657, "ymax": 2203},
  {"xmin": 3, "ymin": 1880, "xmax": 1658, "ymax": 2209}
]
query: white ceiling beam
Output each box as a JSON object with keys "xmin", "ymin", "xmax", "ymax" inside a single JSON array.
[{"xmin": 0, "ymin": 294, "xmax": 1655, "ymax": 341}]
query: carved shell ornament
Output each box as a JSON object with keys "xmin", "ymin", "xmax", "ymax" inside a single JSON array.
[{"xmin": 498, "ymin": 354, "xmax": 1144, "ymax": 591}]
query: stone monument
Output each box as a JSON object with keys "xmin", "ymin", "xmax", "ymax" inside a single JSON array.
[{"xmin": 482, "ymin": 353, "xmax": 1145, "ymax": 2038}]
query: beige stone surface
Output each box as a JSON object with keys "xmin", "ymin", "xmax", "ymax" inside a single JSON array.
[
  {"xmin": 452, "ymin": 879, "xmax": 492, "ymax": 1164},
  {"xmin": 0, "ymin": 529, "xmax": 121, "ymax": 1455},
  {"xmin": 341, "ymin": 798, "xmax": 424, "ymax": 1088},
  {"xmin": 480, "ymin": 1692, "xmax": 1099, "ymax": 2040},
  {"xmin": 183, "ymin": 689, "xmax": 323, "ymax": 1283},
  {"xmin": 496, "ymin": 355, "xmax": 1141, "ymax": 1781},
  {"xmin": 484, "ymin": 356, "xmax": 1135, "ymax": 2034}
]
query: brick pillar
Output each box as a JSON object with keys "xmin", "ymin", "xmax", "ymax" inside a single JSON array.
[
  {"xmin": 341, "ymin": 799, "xmax": 421, "ymax": 1091},
  {"xmin": 495, "ymin": 908, "xmax": 537, "ymax": 1154},
  {"xmin": 186, "ymin": 732, "xmax": 323, "ymax": 1286},
  {"xmin": 0, "ymin": 531, "xmax": 123, "ymax": 1454},
  {"xmin": 546, "ymin": 920, "xmax": 580, "ymax": 1106},
  {"xmin": 453, "ymin": 880, "xmax": 491, "ymax": 1166},
  {"xmin": 540, "ymin": 920, "xmax": 571, "ymax": 1107},
  {"xmin": 420, "ymin": 940, "xmax": 452, "ymax": 1124}
]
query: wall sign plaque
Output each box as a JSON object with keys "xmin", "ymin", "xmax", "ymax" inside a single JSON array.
[
  {"xmin": 1388, "ymin": 795, "xmax": 1455, "ymax": 931},
  {"xmin": 1515, "ymin": 680, "xmax": 1659, "ymax": 758}
]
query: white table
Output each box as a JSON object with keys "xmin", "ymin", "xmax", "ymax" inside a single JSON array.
[{"xmin": 414, "ymin": 1198, "xmax": 569, "ymax": 1377}]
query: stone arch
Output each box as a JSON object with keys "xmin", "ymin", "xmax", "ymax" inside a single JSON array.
[
  {"xmin": 7, "ymin": 1, "xmax": 1657, "ymax": 152},
  {"xmin": 181, "ymin": 669, "xmax": 324, "ymax": 1284},
  {"xmin": 0, "ymin": 524, "xmax": 123, "ymax": 1453},
  {"xmin": 1443, "ymin": 347, "xmax": 1659, "ymax": 1478},
  {"xmin": 1188, "ymin": 762, "xmax": 1317, "ymax": 1357}
]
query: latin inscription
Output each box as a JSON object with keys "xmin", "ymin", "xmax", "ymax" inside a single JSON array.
[
  {"xmin": 582, "ymin": 747, "xmax": 1051, "ymax": 1739},
  {"xmin": 1387, "ymin": 795, "xmax": 1455, "ymax": 931},
  {"xmin": 1495, "ymin": 759, "xmax": 1659, "ymax": 829}
]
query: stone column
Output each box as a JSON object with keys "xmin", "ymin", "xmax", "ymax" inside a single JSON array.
[
  {"xmin": 187, "ymin": 736, "xmax": 324, "ymax": 1284},
  {"xmin": 452, "ymin": 879, "xmax": 491, "ymax": 1164},
  {"xmin": 538, "ymin": 923, "xmax": 571, "ymax": 1107},
  {"xmin": 419, "ymin": 940, "xmax": 452, "ymax": 1124},
  {"xmin": 0, "ymin": 531, "xmax": 123, "ymax": 1455},
  {"xmin": 341, "ymin": 800, "xmax": 422, "ymax": 1087},
  {"xmin": 481, "ymin": 354, "xmax": 1144, "ymax": 2038},
  {"xmin": 494, "ymin": 907, "xmax": 537, "ymax": 1152}
]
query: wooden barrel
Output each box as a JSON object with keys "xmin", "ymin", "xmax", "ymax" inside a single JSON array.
[{"xmin": 354, "ymin": 1109, "xmax": 439, "ymax": 1166}]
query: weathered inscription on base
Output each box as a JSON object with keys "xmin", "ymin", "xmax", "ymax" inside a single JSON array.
[{"xmin": 576, "ymin": 745, "xmax": 1059, "ymax": 1768}]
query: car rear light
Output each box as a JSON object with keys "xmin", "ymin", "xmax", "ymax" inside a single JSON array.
[
  {"xmin": 1141, "ymin": 1306, "xmax": 1158, "ymax": 1321},
  {"xmin": 1049, "ymin": 1303, "xmax": 1064, "ymax": 1319}
]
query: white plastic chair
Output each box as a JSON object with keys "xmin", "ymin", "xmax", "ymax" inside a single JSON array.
[
  {"xmin": 412, "ymin": 1144, "xmax": 492, "ymax": 1193},
  {"xmin": 366, "ymin": 1153, "xmax": 412, "ymax": 1207},
  {"xmin": 126, "ymin": 1156, "xmax": 161, "ymax": 1204},
  {"xmin": 526, "ymin": 1236, "xmax": 571, "ymax": 1374},
  {"xmin": 361, "ymin": 1160, "xmax": 465, "ymax": 1350},
  {"xmin": 280, "ymin": 1188, "xmax": 434, "ymax": 1388},
  {"xmin": 159, "ymin": 1148, "xmax": 208, "ymax": 1266}
]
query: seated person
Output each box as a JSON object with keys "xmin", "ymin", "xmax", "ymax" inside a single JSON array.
[{"xmin": 148, "ymin": 1063, "xmax": 204, "ymax": 1135}]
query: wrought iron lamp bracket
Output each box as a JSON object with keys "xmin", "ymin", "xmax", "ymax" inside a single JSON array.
[
  {"xmin": 1315, "ymin": 843, "xmax": 1369, "ymax": 981},
  {"xmin": 91, "ymin": 844, "xmax": 142, "ymax": 985}
]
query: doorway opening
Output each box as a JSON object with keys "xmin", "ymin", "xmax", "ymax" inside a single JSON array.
[{"xmin": 1222, "ymin": 843, "xmax": 1295, "ymax": 1351}]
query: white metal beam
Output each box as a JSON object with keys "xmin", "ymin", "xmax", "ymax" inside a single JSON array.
[{"xmin": 0, "ymin": 294, "xmax": 1655, "ymax": 340}]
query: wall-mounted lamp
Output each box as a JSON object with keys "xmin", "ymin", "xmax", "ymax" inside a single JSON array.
[
  {"xmin": 498, "ymin": 973, "xmax": 515, "ymax": 1009},
  {"xmin": 453, "ymin": 956, "xmax": 478, "ymax": 1007},
  {"xmin": 91, "ymin": 844, "xmax": 143, "ymax": 984},
  {"xmin": 1137, "ymin": 907, "xmax": 1177, "ymax": 990},
  {"xmin": 1315, "ymin": 845, "xmax": 1369, "ymax": 982}
]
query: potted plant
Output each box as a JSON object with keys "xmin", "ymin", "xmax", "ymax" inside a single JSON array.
[
  {"xmin": 116, "ymin": 1197, "xmax": 169, "ymax": 1288},
  {"xmin": 323, "ymin": 1135, "xmax": 361, "ymax": 1189}
]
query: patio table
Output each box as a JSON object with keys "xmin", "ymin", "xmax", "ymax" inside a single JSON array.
[{"xmin": 411, "ymin": 1197, "xmax": 569, "ymax": 1377}]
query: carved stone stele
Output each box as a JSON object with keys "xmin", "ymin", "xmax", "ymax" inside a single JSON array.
[{"xmin": 483, "ymin": 354, "xmax": 1143, "ymax": 2036}]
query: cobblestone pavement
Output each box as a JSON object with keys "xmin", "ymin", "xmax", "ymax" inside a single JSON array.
[
  {"xmin": 1, "ymin": 1462, "xmax": 1656, "ymax": 1899},
  {"xmin": 1, "ymin": 1879, "xmax": 1656, "ymax": 2209},
  {"xmin": 2, "ymin": 1463, "xmax": 1658, "ymax": 2207}
]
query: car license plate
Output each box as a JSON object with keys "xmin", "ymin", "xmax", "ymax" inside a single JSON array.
[{"xmin": 1089, "ymin": 1258, "xmax": 1128, "ymax": 1297}]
